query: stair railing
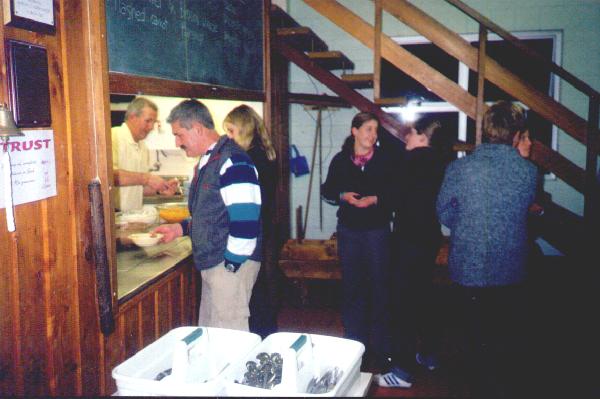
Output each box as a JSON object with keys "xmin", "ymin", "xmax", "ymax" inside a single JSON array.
[
  {"xmin": 369, "ymin": 0, "xmax": 598, "ymax": 227},
  {"xmin": 443, "ymin": 0, "xmax": 599, "ymax": 236}
]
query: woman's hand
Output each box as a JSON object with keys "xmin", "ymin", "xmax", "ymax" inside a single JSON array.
[
  {"xmin": 341, "ymin": 192, "xmax": 361, "ymax": 206},
  {"xmin": 342, "ymin": 192, "xmax": 377, "ymax": 208},
  {"xmin": 152, "ymin": 223, "xmax": 183, "ymax": 243},
  {"xmin": 354, "ymin": 195, "xmax": 377, "ymax": 208}
]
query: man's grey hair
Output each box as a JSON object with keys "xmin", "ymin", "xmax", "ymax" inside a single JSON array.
[
  {"xmin": 125, "ymin": 97, "xmax": 158, "ymax": 120},
  {"xmin": 167, "ymin": 99, "xmax": 215, "ymax": 130}
]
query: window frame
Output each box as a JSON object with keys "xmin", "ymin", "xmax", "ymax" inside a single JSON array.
[{"xmin": 383, "ymin": 30, "xmax": 562, "ymax": 171}]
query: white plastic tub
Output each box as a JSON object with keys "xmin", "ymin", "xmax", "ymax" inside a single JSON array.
[
  {"xmin": 112, "ymin": 326, "xmax": 261, "ymax": 396},
  {"xmin": 224, "ymin": 332, "xmax": 365, "ymax": 397}
]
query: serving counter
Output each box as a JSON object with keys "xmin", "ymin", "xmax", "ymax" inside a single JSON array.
[{"xmin": 117, "ymin": 237, "xmax": 192, "ymax": 301}]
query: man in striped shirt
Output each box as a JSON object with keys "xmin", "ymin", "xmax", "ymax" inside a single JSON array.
[{"xmin": 154, "ymin": 99, "xmax": 262, "ymax": 331}]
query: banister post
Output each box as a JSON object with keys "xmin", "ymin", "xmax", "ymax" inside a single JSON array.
[
  {"xmin": 374, "ymin": 0, "xmax": 382, "ymax": 102},
  {"xmin": 475, "ymin": 24, "xmax": 487, "ymax": 145}
]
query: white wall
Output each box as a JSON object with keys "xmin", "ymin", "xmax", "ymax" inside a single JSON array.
[{"xmin": 285, "ymin": 0, "xmax": 600, "ymax": 241}]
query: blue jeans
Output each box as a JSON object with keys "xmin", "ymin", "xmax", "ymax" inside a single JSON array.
[{"xmin": 337, "ymin": 224, "xmax": 392, "ymax": 368}]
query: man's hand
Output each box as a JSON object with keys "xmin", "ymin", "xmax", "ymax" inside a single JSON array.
[
  {"xmin": 152, "ymin": 223, "xmax": 183, "ymax": 243},
  {"xmin": 145, "ymin": 174, "xmax": 171, "ymax": 193},
  {"xmin": 158, "ymin": 178, "xmax": 180, "ymax": 196}
]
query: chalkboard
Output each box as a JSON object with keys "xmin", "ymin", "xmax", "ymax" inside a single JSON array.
[{"xmin": 106, "ymin": 0, "xmax": 263, "ymax": 91}]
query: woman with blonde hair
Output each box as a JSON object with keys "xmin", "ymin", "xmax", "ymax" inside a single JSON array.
[
  {"xmin": 223, "ymin": 104, "xmax": 278, "ymax": 338},
  {"xmin": 223, "ymin": 105, "xmax": 276, "ymax": 161}
]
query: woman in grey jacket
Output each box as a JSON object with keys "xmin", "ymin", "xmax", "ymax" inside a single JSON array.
[{"xmin": 436, "ymin": 101, "xmax": 537, "ymax": 398}]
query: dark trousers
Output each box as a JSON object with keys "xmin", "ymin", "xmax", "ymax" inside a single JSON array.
[
  {"xmin": 390, "ymin": 237, "xmax": 441, "ymax": 370},
  {"xmin": 248, "ymin": 230, "xmax": 279, "ymax": 339},
  {"xmin": 337, "ymin": 224, "xmax": 391, "ymax": 368},
  {"xmin": 248, "ymin": 264, "xmax": 277, "ymax": 338},
  {"xmin": 453, "ymin": 284, "xmax": 531, "ymax": 399}
]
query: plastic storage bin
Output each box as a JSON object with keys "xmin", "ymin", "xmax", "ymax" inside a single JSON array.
[
  {"xmin": 112, "ymin": 326, "xmax": 261, "ymax": 396},
  {"xmin": 224, "ymin": 332, "xmax": 365, "ymax": 397}
]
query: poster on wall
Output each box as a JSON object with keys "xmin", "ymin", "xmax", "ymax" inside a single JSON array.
[
  {"xmin": 0, "ymin": 129, "xmax": 56, "ymax": 208},
  {"xmin": 3, "ymin": 0, "xmax": 55, "ymax": 34}
]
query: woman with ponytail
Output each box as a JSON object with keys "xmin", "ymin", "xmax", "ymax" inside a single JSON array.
[{"xmin": 224, "ymin": 105, "xmax": 278, "ymax": 338}]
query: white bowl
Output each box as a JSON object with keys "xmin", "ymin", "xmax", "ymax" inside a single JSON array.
[
  {"xmin": 128, "ymin": 233, "xmax": 163, "ymax": 247},
  {"xmin": 120, "ymin": 213, "xmax": 157, "ymax": 224}
]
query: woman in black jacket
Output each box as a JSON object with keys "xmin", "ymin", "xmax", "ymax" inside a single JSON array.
[
  {"xmin": 321, "ymin": 112, "xmax": 397, "ymax": 383},
  {"xmin": 389, "ymin": 117, "xmax": 447, "ymax": 385},
  {"xmin": 224, "ymin": 105, "xmax": 278, "ymax": 338}
]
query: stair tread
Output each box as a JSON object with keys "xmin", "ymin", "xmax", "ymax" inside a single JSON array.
[
  {"xmin": 307, "ymin": 51, "xmax": 355, "ymax": 70},
  {"xmin": 270, "ymin": 4, "xmax": 301, "ymax": 29},
  {"xmin": 341, "ymin": 73, "xmax": 374, "ymax": 89},
  {"xmin": 276, "ymin": 27, "xmax": 328, "ymax": 52},
  {"xmin": 374, "ymin": 96, "xmax": 408, "ymax": 106}
]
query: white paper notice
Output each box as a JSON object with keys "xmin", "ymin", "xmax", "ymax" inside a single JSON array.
[
  {"xmin": 13, "ymin": 0, "xmax": 54, "ymax": 26},
  {"xmin": 0, "ymin": 129, "xmax": 57, "ymax": 209}
]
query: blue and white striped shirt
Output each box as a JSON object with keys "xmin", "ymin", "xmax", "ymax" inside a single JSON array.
[{"xmin": 219, "ymin": 153, "xmax": 261, "ymax": 267}]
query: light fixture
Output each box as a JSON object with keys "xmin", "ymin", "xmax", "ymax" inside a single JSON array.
[{"xmin": 0, "ymin": 104, "xmax": 24, "ymax": 232}]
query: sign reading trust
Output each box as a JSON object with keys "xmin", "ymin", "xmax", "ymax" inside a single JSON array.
[{"xmin": 0, "ymin": 129, "xmax": 57, "ymax": 208}]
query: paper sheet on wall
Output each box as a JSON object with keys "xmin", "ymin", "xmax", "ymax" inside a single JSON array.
[
  {"xmin": 13, "ymin": 0, "xmax": 54, "ymax": 26},
  {"xmin": 0, "ymin": 129, "xmax": 57, "ymax": 208}
]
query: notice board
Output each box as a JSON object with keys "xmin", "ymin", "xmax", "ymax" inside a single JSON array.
[{"xmin": 105, "ymin": 0, "xmax": 263, "ymax": 91}]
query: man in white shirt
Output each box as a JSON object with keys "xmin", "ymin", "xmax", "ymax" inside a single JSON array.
[{"xmin": 112, "ymin": 97, "xmax": 177, "ymax": 211}]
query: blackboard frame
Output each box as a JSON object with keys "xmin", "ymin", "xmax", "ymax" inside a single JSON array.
[{"xmin": 109, "ymin": 73, "xmax": 265, "ymax": 102}]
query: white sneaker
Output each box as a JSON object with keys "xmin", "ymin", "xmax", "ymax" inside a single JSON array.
[{"xmin": 374, "ymin": 367, "xmax": 413, "ymax": 388}]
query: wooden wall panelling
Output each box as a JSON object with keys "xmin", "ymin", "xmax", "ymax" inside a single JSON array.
[
  {"xmin": 122, "ymin": 304, "xmax": 139, "ymax": 361},
  {"xmin": 0, "ymin": 25, "xmax": 46, "ymax": 399},
  {"xmin": 0, "ymin": 226, "xmax": 19, "ymax": 396},
  {"xmin": 0, "ymin": 6, "xmax": 22, "ymax": 395},
  {"xmin": 171, "ymin": 273, "xmax": 183, "ymax": 327},
  {"xmin": 61, "ymin": 0, "xmax": 113, "ymax": 395},
  {"xmin": 0, "ymin": 0, "xmax": 82, "ymax": 393},
  {"xmin": 157, "ymin": 279, "xmax": 172, "ymax": 338},
  {"xmin": 102, "ymin": 317, "xmax": 125, "ymax": 395},
  {"xmin": 103, "ymin": 265, "xmax": 196, "ymax": 393},
  {"xmin": 140, "ymin": 293, "xmax": 156, "ymax": 347},
  {"xmin": 40, "ymin": 7, "xmax": 81, "ymax": 394},
  {"xmin": 185, "ymin": 264, "xmax": 199, "ymax": 325}
]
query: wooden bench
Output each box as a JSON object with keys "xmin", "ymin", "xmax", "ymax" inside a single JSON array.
[{"xmin": 278, "ymin": 237, "xmax": 451, "ymax": 303}]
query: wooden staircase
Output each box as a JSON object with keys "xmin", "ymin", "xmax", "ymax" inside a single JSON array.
[
  {"xmin": 270, "ymin": 0, "xmax": 599, "ymax": 256},
  {"xmin": 270, "ymin": 4, "xmax": 408, "ymax": 142}
]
